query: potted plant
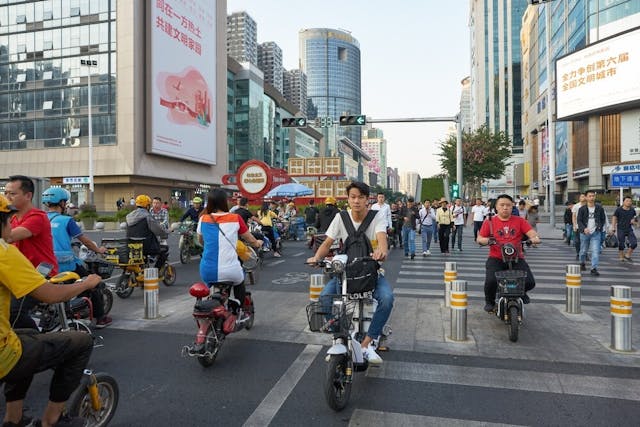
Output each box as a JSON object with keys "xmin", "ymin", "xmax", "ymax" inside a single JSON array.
[{"xmin": 77, "ymin": 203, "xmax": 98, "ymax": 230}]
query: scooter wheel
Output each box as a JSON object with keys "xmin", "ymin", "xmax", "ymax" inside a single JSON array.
[
  {"xmin": 66, "ymin": 372, "xmax": 119, "ymax": 427},
  {"xmin": 508, "ymin": 305, "xmax": 519, "ymax": 342},
  {"xmin": 324, "ymin": 354, "xmax": 352, "ymax": 411},
  {"xmin": 114, "ymin": 274, "xmax": 134, "ymax": 299}
]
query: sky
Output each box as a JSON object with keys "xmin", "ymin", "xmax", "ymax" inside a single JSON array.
[{"xmin": 229, "ymin": 0, "xmax": 471, "ymax": 179}]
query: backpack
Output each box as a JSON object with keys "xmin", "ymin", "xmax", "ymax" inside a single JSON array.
[{"xmin": 339, "ymin": 210, "xmax": 379, "ymax": 294}]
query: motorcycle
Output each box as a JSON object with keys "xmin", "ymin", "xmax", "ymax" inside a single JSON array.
[
  {"xmin": 31, "ymin": 259, "xmax": 114, "ymax": 333},
  {"xmin": 492, "ymin": 241, "xmax": 531, "ymax": 342},
  {"xmin": 181, "ymin": 280, "xmax": 255, "ymax": 367},
  {"xmin": 306, "ymin": 255, "xmax": 390, "ymax": 411},
  {"xmin": 103, "ymin": 237, "xmax": 176, "ymax": 299},
  {"xmin": 178, "ymin": 220, "xmax": 203, "ymax": 264}
]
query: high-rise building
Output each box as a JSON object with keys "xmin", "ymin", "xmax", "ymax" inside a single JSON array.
[
  {"xmin": 0, "ymin": 1, "xmax": 229, "ymax": 211},
  {"xmin": 400, "ymin": 171, "xmax": 421, "ymax": 199},
  {"xmin": 361, "ymin": 126, "xmax": 388, "ymax": 188},
  {"xmin": 283, "ymin": 69, "xmax": 308, "ymax": 117},
  {"xmin": 387, "ymin": 167, "xmax": 400, "ymax": 193},
  {"xmin": 299, "ymin": 28, "xmax": 362, "ymax": 156},
  {"xmin": 459, "ymin": 76, "xmax": 472, "ymax": 133},
  {"xmin": 258, "ymin": 41, "xmax": 283, "ymax": 93},
  {"xmin": 227, "ymin": 11, "xmax": 257, "ymax": 65},
  {"xmin": 470, "ymin": 0, "xmax": 528, "ymax": 154}
]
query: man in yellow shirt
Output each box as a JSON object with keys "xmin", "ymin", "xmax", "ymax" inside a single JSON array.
[{"xmin": 0, "ymin": 195, "xmax": 102, "ymax": 427}]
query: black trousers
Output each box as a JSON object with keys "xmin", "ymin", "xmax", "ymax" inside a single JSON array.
[
  {"xmin": 484, "ymin": 257, "xmax": 536, "ymax": 304},
  {"xmin": 2, "ymin": 329, "xmax": 93, "ymax": 402},
  {"xmin": 473, "ymin": 221, "xmax": 483, "ymax": 241},
  {"xmin": 438, "ymin": 224, "xmax": 451, "ymax": 253}
]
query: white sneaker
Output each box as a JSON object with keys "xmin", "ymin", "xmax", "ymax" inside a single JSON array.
[
  {"xmin": 425, "ymin": 250, "xmax": 431, "ymax": 255},
  {"xmin": 422, "ymin": 251, "xmax": 427, "ymax": 257},
  {"xmin": 363, "ymin": 345, "xmax": 383, "ymax": 365}
]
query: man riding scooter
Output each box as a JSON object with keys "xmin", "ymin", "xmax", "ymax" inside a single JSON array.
[{"xmin": 126, "ymin": 195, "xmax": 168, "ymax": 268}]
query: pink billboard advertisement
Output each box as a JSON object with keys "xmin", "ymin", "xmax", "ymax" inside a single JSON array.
[{"xmin": 149, "ymin": 0, "xmax": 216, "ymax": 164}]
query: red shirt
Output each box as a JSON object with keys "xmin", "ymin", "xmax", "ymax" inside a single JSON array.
[
  {"xmin": 479, "ymin": 215, "xmax": 532, "ymax": 260},
  {"xmin": 10, "ymin": 208, "xmax": 59, "ymax": 275}
]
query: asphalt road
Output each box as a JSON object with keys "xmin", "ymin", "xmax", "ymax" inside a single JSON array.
[{"xmin": 2, "ymin": 230, "xmax": 640, "ymax": 426}]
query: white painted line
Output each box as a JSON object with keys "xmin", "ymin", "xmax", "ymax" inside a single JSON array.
[
  {"xmin": 396, "ymin": 278, "xmax": 614, "ymax": 292},
  {"xmin": 349, "ymin": 409, "xmax": 524, "ymax": 427},
  {"xmin": 290, "ymin": 251, "xmax": 306, "ymax": 257},
  {"xmin": 269, "ymin": 260, "xmax": 286, "ymax": 266},
  {"xmin": 243, "ymin": 344, "xmax": 322, "ymax": 427},
  {"xmin": 392, "ymin": 287, "xmax": 608, "ymax": 303},
  {"xmin": 366, "ymin": 360, "xmax": 640, "ymax": 401}
]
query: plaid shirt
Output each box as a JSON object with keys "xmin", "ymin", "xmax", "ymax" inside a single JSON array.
[{"xmin": 150, "ymin": 208, "xmax": 169, "ymax": 230}]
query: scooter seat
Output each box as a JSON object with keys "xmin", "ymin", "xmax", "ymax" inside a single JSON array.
[{"xmin": 194, "ymin": 298, "xmax": 221, "ymax": 313}]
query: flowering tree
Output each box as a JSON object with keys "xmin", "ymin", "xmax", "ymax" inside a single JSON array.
[{"xmin": 438, "ymin": 125, "xmax": 513, "ymax": 198}]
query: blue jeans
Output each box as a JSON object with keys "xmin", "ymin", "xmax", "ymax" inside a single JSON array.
[
  {"xmin": 421, "ymin": 224, "xmax": 433, "ymax": 252},
  {"xmin": 402, "ymin": 227, "xmax": 416, "ymax": 255},
  {"xmin": 433, "ymin": 222, "xmax": 438, "ymax": 242},
  {"xmin": 564, "ymin": 224, "xmax": 573, "ymax": 244},
  {"xmin": 320, "ymin": 274, "xmax": 394, "ymax": 340},
  {"xmin": 579, "ymin": 232, "xmax": 602, "ymax": 269}
]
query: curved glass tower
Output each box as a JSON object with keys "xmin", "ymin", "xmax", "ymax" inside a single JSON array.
[{"xmin": 299, "ymin": 28, "xmax": 361, "ymax": 157}]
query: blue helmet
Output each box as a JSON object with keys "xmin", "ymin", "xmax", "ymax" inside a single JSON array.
[{"xmin": 42, "ymin": 187, "xmax": 70, "ymax": 205}]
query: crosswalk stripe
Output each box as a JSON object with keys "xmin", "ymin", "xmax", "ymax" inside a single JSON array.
[
  {"xmin": 395, "ymin": 278, "xmax": 613, "ymax": 292},
  {"xmin": 349, "ymin": 409, "xmax": 524, "ymax": 427},
  {"xmin": 396, "ymin": 271, "xmax": 628, "ymax": 282},
  {"xmin": 393, "ymin": 288, "xmax": 608, "ymax": 302},
  {"xmin": 366, "ymin": 360, "xmax": 640, "ymax": 402}
]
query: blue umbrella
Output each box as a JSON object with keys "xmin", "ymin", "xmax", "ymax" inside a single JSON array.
[{"xmin": 266, "ymin": 183, "xmax": 314, "ymax": 198}]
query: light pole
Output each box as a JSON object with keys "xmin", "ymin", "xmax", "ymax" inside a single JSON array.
[
  {"xmin": 513, "ymin": 164, "xmax": 518, "ymax": 198},
  {"xmin": 80, "ymin": 58, "xmax": 98, "ymax": 205}
]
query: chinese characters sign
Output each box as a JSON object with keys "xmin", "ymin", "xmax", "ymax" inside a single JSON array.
[
  {"xmin": 611, "ymin": 173, "xmax": 640, "ymax": 188},
  {"xmin": 149, "ymin": 0, "xmax": 216, "ymax": 164},
  {"xmin": 556, "ymin": 28, "xmax": 640, "ymax": 120}
]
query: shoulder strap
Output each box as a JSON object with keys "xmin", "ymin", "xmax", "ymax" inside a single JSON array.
[
  {"xmin": 340, "ymin": 210, "xmax": 356, "ymax": 236},
  {"xmin": 488, "ymin": 215, "xmax": 495, "ymax": 238},
  {"xmin": 357, "ymin": 210, "xmax": 377, "ymax": 235}
]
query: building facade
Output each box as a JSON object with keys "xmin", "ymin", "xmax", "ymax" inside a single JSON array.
[
  {"xmin": 361, "ymin": 126, "xmax": 387, "ymax": 188},
  {"xmin": 257, "ymin": 41, "xmax": 283, "ymax": 94},
  {"xmin": 299, "ymin": 28, "xmax": 362, "ymax": 157},
  {"xmin": 387, "ymin": 167, "xmax": 399, "ymax": 193},
  {"xmin": 0, "ymin": 0, "xmax": 228, "ymax": 211},
  {"xmin": 226, "ymin": 11, "xmax": 257, "ymax": 65},
  {"xmin": 521, "ymin": 0, "xmax": 640, "ymax": 204},
  {"xmin": 283, "ymin": 68, "xmax": 307, "ymax": 118},
  {"xmin": 400, "ymin": 171, "xmax": 421, "ymax": 199}
]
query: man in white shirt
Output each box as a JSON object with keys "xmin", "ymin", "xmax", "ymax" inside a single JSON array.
[
  {"xmin": 451, "ymin": 198, "xmax": 466, "ymax": 251},
  {"xmin": 370, "ymin": 193, "xmax": 392, "ymax": 230},
  {"xmin": 571, "ymin": 193, "xmax": 586, "ymax": 260},
  {"xmin": 418, "ymin": 200, "xmax": 436, "ymax": 256},
  {"xmin": 471, "ymin": 198, "xmax": 488, "ymax": 241}
]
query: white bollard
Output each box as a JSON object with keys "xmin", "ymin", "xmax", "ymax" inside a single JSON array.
[
  {"xmin": 449, "ymin": 280, "xmax": 468, "ymax": 341},
  {"xmin": 309, "ymin": 274, "xmax": 325, "ymax": 302},
  {"xmin": 444, "ymin": 262, "xmax": 457, "ymax": 308},
  {"xmin": 610, "ymin": 285, "xmax": 632, "ymax": 351},
  {"xmin": 565, "ymin": 264, "xmax": 582, "ymax": 314},
  {"xmin": 144, "ymin": 267, "xmax": 159, "ymax": 319}
]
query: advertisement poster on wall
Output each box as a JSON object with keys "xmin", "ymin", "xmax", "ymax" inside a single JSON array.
[
  {"xmin": 555, "ymin": 121, "xmax": 568, "ymax": 176},
  {"xmin": 149, "ymin": 0, "xmax": 216, "ymax": 164}
]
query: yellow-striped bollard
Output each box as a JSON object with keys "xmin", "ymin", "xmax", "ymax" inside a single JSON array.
[
  {"xmin": 144, "ymin": 267, "xmax": 159, "ymax": 319},
  {"xmin": 610, "ymin": 285, "xmax": 632, "ymax": 351},
  {"xmin": 566, "ymin": 265, "xmax": 582, "ymax": 314},
  {"xmin": 444, "ymin": 262, "xmax": 457, "ymax": 308},
  {"xmin": 449, "ymin": 280, "xmax": 468, "ymax": 341},
  {"xmin": 309, "ymin": 274, "xmax": 325, "ymax": 302}
]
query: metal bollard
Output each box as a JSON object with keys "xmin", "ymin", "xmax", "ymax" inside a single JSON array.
[
  {"xmin": 565, "ymin": 264, "xmax": 582, "ymax": 314},
  {"xmin": 449, "ymin": 280, "xmax": 467, "ymax": 341},
  {"xmin": 144, "ymin": 267, "xmax": 159, "ymax": 319},
  {"xmin": 309, "ymin": 274, "xmax": 325, "ymax": 302},
  {"xmin": 610, "ymin": 285, "xmax": 632, "ymax": 351},
  {"xmin": 444, "ymin": 262, "xmax": 457, "ymax": 308}
]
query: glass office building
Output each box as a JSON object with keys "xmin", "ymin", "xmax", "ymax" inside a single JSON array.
[{"xmin": 299, "ymin": 28, "xmax": 361, "ymax": 156}]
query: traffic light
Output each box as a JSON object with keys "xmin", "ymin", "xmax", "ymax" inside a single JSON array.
[
  {"xmin": 451, "ymin": 183, "xmax": 460, "ymax": 199},
  {"xmin": 339, "ymin": 115, "xmax": 366, "ymax": 126},
  {"xmin": 282, "ymin": 117, "xmax": 307, "ymax": 128}
]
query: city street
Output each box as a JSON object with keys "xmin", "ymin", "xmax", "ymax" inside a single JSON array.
[{"xmin": 3, "ymin": 228, "xmax": 640, "ymax": 426}]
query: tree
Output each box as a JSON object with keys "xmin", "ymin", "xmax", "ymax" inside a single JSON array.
[{"xmin": 438, "ymin": 125, "xmax": 513, "ymax": 198}]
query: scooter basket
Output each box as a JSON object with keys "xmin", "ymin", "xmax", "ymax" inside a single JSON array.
[
  {"xmin": 85, "ymin": 259, "xmax": 116, "ymax": 279},
  {"xmin": 495, "ymin": 269, "xmax": 527, "ymax": 296},
  {"xmin": 306, "ymin": 298, "xmax": 355, "ymax": 333}
]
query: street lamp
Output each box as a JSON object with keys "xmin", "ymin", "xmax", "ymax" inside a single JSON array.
[
  {"xmin": 80, "ymin": 58, "xmax": 98, "ymax": 205},
  {"xmin": 513, "ymin": 164, "xmax": 518, "ymax": 198},
  {"xmin": 532, "ymin": 0, "xmax": 556, "ymax": 226}
]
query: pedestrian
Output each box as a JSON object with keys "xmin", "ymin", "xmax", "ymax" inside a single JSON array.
[
  {"xmin": 563, "ymin": 201, "xmax": 574, "ymax": 245},
  {"xmin": 436, "ymin": 201, "xmax": 453, "ymax": 255},
  {"xmin": 611, "ymin": 196, "xmax": 638, "ymax": 262},
  {"xmin": 418, "ymin": 199, "xmax": 436, "ymax": 256},
  {"xmin": 450, "ymin": 198, "xmax": 465, "ymax": 251},
  {"xmin": 577, "ymin": 190, "xmax": 606, "ymax": 276},
  {"xmin": 432, "ymin": 199, "xmax": 440, "ymax": 243},
  {"xmin": 370, "ymin": 194, "xmax": 392, "ymax": 231},
  {"xmin": 572, "ymin": 193, "xmax": 586, "ymax": 260},
  {"xmin": 471, "ymin": 198, "xmax": 488, "ymax": 241},
  {"xmin": 517, "ymin": 200, "xmax": 527, "ymax": 218},
  {"xmin": 129, "ymin": 196, "xmax": 135, "ymax": 206},
  {"xmin": 399, "ymin": 197, "xmax": 419, "ymax": 259},
  {"xmin": 150, "ymin": 196, "xmax": 169, "ymax": 231},
  {"xmin": 526, "ymin": 205, "xmax": 539, "ymax": 230},
  {"xmin": 116, "ymin": 198, "xmax": 123, "ymax": 211},
  {"xmin": 304, "ymin": 199, "xmax": 319, "ymax": 228}
]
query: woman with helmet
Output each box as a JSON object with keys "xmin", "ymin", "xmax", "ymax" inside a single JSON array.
[
  {"xmin": 315, "ymin": 197, "xmax": 340, "ymax": 233},
  {"xmin": 125, "ymin": 195, "xmax": 168, "ymax": 268},
  {"xmin": 198, "ymin": 189, "xmax": 262, "ymax": 304},
  {"xmin": 41, "ymin": 187, "xmax": 113, "ymax": 328},
  {"xmin": 258, "ymin": 202, "xmax": 282, "ymax": 257}
]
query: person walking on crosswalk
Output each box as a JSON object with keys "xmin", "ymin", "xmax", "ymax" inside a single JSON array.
[
  {"xmin": 436, "ymin": 201, "xmax": 453, "ymax": 255},
  {"xmin": 418, "ymin": 200, "xmax": 436, "ymax": 256},
  {"xmin": 610, "ymin": 195, "xmax": 638, "ymax": 263},
  {"xmin": 450, "ymin": 198, "xmax": 465, "ymax": 251},
  {"xmin": 576, "ymin": 190, "xmax": 606, "ymax": 276}
]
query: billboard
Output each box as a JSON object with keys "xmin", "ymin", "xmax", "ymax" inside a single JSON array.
[
  {"xmin": 148, "ymin": 0, "xmax": 216, "ymax": 164},
  {"xmin": 555, "ymin": 121, "xmax": 568, "ymax": 176},
  {"xmin": 556, "ymin": 27, "xmax": 640, "ymax": 121}
]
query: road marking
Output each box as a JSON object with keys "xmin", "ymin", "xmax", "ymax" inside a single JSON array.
[
  {"xmin": 243, "ymin": 344, "xmax": 322, "ymax": 427},
  {"xmin": 392, "ymin": 287, "xmax": 609, "ymax": 303},
  {"xmin": 269, "ymin": 260, "xmax": 286, "ymax": 266},
  {"xmin": 366, "ymin": 360, "xmax": 640, "ymax": 401},
  {"xmin": 349, "ymin": 409, "xmax": 524, "ymax": 427},
  {"xmin": 290, "ymin": 251, "xmax": 306, "ymax": 257}
]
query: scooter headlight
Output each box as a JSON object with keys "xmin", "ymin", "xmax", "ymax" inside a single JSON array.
[{"xmin": 331, "ymin": 259, "xmax": 345, "ymax": 273}]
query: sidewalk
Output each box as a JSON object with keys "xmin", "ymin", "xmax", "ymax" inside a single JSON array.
[{"xmin": 535, "ymin": 222, "xmax": 564, "ymax": 240}]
